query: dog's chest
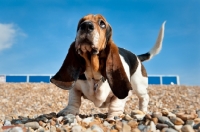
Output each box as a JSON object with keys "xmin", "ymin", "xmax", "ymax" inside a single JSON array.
[
  {"xmin": 80, "ymin": 65, "xmax": 112, "ymax": 107},
  {"xmin": 81, "ymin": 79, "xmax": 112, "ymax": 107}
]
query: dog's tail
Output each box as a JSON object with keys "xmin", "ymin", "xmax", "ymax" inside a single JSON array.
[{"xmin": 138, "ymin": 21, "xmax": 166, "ymax": 62}]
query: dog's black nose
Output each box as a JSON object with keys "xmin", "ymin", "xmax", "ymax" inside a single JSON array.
[{"xmin": 80, "ymin": 21, "xmax": 94, "ymax": 32}]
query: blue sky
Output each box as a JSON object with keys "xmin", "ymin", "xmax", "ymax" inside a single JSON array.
[{"xmin": 0, "ymin": 0, "xmax": 199, "ymax": 85}]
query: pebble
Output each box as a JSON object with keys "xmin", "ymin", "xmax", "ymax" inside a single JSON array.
[
  {"xmin": 167, "ymin": 112, "xmax": 176, "ymax": 118},
  {"xmin": 90, "ymin": 125, "xmax": 104, "ymax": 132},
  {"xmin": 152, "ymin": 117, "xmax": 158, "ymax": 124},
  {"xmin": 4, "ymin": 120, "xmax": 11, "ymax": 126},
  {"xmin": 71, "ymin": 125, "xmax": 83, "ymax": 132},
  {"xmin": 103, "ymin": 120, "xmax": 110, "ymax": 127},
  {"xmin": 122, "ymin": 122, "xmax": 131, "ymax": 132},
  {"xmin": 82, "ymin": 117, "xmax": 94, "ymax": 128},
  {"xmin": 158, "ymin": 116, "xmax": 174, "ymax": 127},
  {"xmin": 181, "ymin": 125, "xmax": 195, "ymax": 132},
  {"xmin": 161, "ymin": 108, "xmax": 169, "ymax": 116},
  {"xmin": 186, "ymin": 119, "xmax": 194, "ymax": 126},
  {"xmin": 197, "ymin": 110, "xmax": 200, "ymax": 118},
  {"xmin": 9, "ymin": 126, "xmax": 25, "ymax": 132},
  {"xmin": 156, "ymin": 123, "xmax": 168, "ymax": 130},
  {"xmin": 24, "ymin": 122, "xmax": 40, "ymax": 130},
  {"xmin": 152, "ymin": 111, "xmax": 162, "ymax": 118},
  {"xmin": 194, "ymin": 118, "xmax": 200, "ymax": 124},
  {"xmin": 150, "ymin": 121, "xmax": 156, "ymax": 132},
  {"xmin": 133, "ymin": 114, "xmax": 145, "ymax": 120},
  {"xmin": 174, "ymin": 125, "xmax": 183, "ymax": 131},
  {"xmin": 138, "ymin": 124, "xmax": 146, "ymax": 131},
  {"xmin": 115, "ymin": 121, "xmax": 122, "ymax": 131},
  {"xmin": 1, "ymin": 109, "xmax": 200, "ymax": 132},
  {"xmin": 27, "ymin": 127, "xmax": 35, "ymax": 132},
  {"xmin": 145, "ymin": 114, "xmax": 152, "ymax": 120},
  {"xmin": 50, "ymin": 126, "xmax": 56, "ymax": 132},
  {"xmin": 63, "ymin": 114, "xmax": 76, "ymax": 125},
  {"xmin": 2, "ymin": 125, "xmax": 26, "ymax": 132},
  {"xmin": 193, "ymin": 123, "xmax": 200, "ymax": 129},
  {"xmin": 161, "ymin": 128, "xmax": 178, "ymax": 132},
  {"xmin": 177, "ymin": 113, "xmax": 197, "ymax": 121},
  {"xmin": 127, "ymin": 120, "xmax": 138, "ymax": 128},
  {"xmin": 169, "ymin": 116, "xmax": 184, "ymax": 125},
  {"xmin": 131, "ymin": 110, "xmax": 145, "ymax": 115},
  {"xmin": 37, "ymin": 126, "xmax": 45, "ymax": 132},
  {"xmin": 124, "ymin": 114, "xmax": 133, "ymax": 121}
]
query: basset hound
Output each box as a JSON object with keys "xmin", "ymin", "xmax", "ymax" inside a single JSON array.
[{"xmin": 51, "ymin": 14, "xmax": 166, "ymax": 119}]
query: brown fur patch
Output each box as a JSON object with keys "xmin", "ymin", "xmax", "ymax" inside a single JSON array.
[
  {"xmin": 141, "ymin": 64, "xmax": 147, "ymax": 77},
  {"xmin": 102, "ymin": 40, "xmax": 132, "ymax": 99},
  {"xmin": 50, "ymin": 42, "xmax": 85, "ymax": 89},
  {"xmin": 91, "ymin": 54, "xmax": 99, "ymax": 72}
]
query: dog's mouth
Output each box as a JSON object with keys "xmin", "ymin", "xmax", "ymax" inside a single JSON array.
[{"xmin": 75, "ymin": 37, "xmax": 99, "ymax": 55}]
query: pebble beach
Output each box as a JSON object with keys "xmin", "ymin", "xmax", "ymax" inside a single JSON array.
[{"xmin": 0, "ymin": 83, "xmax": 200, "ymax": 132}]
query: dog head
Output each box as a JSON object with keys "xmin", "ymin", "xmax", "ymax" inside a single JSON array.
[
  {"xmin": 75, "ymin": 14, "xmax": 112, "ymax": 55},
  {"xmin": 51, "ymin": 14, "xmax": 131, "ymax": 99}
]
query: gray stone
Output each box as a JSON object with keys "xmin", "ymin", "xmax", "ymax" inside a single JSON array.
[
  {"xmin": 197, "ymin": 110, "xmax": 200, "ymax": 118},
  {"xmin": 138, "ymin": 124, "xmax": 146, "ymax": 131},
  {"xmin": 7, "ymin": 127, "xmax": 24, "ymax": 132},
  {"xmin": 193, "ymin": 123, "xmax": 200, "ymax": 129},
  {"xmin": 156, "ymin": 123, "xmax": 168, "ymax": 130},
  {"xmin": 4, "ymin": 120, "xmax": 11, "ymax": 126},
  {"xmin": 162, "ymin": 128, "xmax": 178, "ymax": 132},
  {"xmin": 25, "ymin": 122, "xmax": 40, "ymax": 130},
  {"xmin": 63, "ymin": 114, "xmax": 76, "ymax": 125},
  {"xmin": 71, "ymin": 125, "xmax": 82, "ymax": 132},
  {"xmin": 158, "ymin": 116, "xmax": 174, "ymax": 127},
  {"xmin": 37, "ymin": 126, "xmax": 45, "ymax": 132},
  {"xmin": 91, "ymin": 125, "xmax": 104, "ymax": 132},
  {"xmin": 186, "ymin": 120, "xmax": 194, "ymax": 126}
]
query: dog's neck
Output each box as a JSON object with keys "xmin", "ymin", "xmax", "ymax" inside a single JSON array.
[{"xmin": 80, "ymin": 52, "xmax": 102, "ymax": 80}]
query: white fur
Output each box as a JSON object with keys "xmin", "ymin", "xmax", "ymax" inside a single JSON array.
[
  {"xmin": 130, "ymin": 58, "xmax": 149, "ymax": 112},
  {"xmin": 149, "ymin": 21, "xmax": 166, "ymax": 59},
  {"xmin": 120, "ymin": 55, "xmax": 131, "ymax": 81},
  {"xmin": 92, "ymin": 30, "xmax": 100, "ymax": 46}
]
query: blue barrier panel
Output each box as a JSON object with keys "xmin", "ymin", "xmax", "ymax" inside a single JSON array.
[
  {"xmin": 6, "ymin": 76, "xmax": 27, "ymax": 83},
  {"xmin": 148, "ymin": 76, "xmax": 161, "ymax": 84},
  {"xmin": 162, "ymin": 76, "xmax": 177, "ymax": 85},
  {"xmin": 29, "ymin": 76, "xmax": 50, "ymax": 83}
]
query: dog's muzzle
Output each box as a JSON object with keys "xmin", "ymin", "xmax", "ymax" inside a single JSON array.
[{"xmin": 76, "ymin": 21, "xmax": 99, "ymax": 55}]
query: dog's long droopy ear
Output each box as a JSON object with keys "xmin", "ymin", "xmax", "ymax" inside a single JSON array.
[
  {"xmin": 50, "ymin": 42, "xmax": 85, "ymax": 90},
  {"xmin": 104, "ymin": 26, "xmax": 132, "ymax": 99}
]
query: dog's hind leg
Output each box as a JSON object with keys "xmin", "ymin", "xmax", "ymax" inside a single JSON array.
[{"xmin": 130, "ymin": 61, "xmax": 149, "ymax": 112}]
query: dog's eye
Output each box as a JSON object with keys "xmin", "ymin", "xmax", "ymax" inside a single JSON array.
[{"xmin": 99, "ymin": 20, "xmax": 106, "ymax": 29}]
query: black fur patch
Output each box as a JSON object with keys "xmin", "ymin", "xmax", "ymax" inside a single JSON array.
[
  {"xmin": 78, "ymin": 73, "xmax": 87, "ymax": 80},
  {"xmin": 137, "ymin": 52, "xmax": 151, "ymax": 62},
  {"xmin": 118, "ymin": 47, "xmax": 138, "ymax": 76}
]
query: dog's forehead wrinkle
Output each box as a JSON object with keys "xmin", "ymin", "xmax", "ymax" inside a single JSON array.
[{"xmin": 81, "ymin": 14, "xmax": 107, "ymax": 23}]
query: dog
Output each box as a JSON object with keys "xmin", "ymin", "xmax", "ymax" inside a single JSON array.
[{"xmin": 50, "ymin": 14, "xmax": 165, "ymax": 119}]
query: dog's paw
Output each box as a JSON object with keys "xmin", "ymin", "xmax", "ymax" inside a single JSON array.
[{"xmin": 57, "ymin": 107, "xmax": 79, "ymax": 117}]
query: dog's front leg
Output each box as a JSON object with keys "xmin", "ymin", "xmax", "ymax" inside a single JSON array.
[
  {"xmin": 57, "ymin": 87, "xmax": 82, "ymax": 116},
  {"xmin": 107, "ymin": 96, "xmax": 127, "ymax": 120}
]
